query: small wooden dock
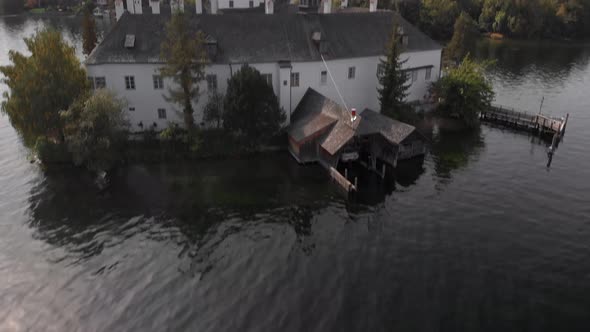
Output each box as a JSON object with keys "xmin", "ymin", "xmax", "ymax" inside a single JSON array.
[{"xmin": 480, "ymin": 104, "xmax": 568, "ymax": 138}]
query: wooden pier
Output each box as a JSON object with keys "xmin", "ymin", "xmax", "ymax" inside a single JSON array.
[{"xmin": 480, "ymin": 104, "xmax": 568, "ymax": 138}]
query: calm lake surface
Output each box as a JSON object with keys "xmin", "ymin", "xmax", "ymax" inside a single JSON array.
[{"xmin": 1, "ymin": 15, "xmax": 590, "ymax": 332}]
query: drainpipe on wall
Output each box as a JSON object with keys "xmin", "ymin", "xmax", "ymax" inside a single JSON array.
[{"xmin": 289, "ymin": 66, "xmax": 292, "ymax": 118}]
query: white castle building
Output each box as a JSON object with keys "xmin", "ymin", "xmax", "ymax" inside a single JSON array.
[{"xmin": 86, "ymin": 0, "xmax": 442, "ymax": 132}]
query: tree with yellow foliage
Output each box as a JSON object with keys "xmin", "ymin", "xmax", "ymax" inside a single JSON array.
[{"xmin": 0, "ymin": 29, "xmax": 89, "ymax": 145}]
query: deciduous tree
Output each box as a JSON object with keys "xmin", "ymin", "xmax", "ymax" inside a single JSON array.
[
  {"xmin": 60, "ymin": 90, "xmax": 129, "ymax": 172},
  {"xmin": 420, "ymin": 0, "xmax": 461, "ymax": 39},
  {"xmin": 159, "ymin": 12, "xmax": 208, "ymax": 130},
  {"xmin": 223, "ymin": 65, "xmax": 285, "ymax": 149},
  {"xmin": 0, "ymin": 29, "xmax": 88, "ymax": 145},
  {"xmin": 431, "ymin": 55, "xmax": 494, "ymax": 128}
]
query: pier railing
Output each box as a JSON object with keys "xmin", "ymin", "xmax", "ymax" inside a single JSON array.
[{"xmin": 480, "ymin": 104, "xmax": 568, "ymax": 137}]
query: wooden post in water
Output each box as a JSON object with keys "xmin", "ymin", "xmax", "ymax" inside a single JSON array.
[{"xmin": 561, "ymin": 113, "xmax": 569, "ymax": 138}]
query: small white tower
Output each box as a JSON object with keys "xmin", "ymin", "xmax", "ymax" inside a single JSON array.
[{"xmin": 265, "ymin": 0, "xmax": 274, "ymax": 14}]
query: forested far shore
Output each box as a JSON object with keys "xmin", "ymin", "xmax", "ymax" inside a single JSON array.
[
  {"xmin": 0, "ymin": 0, "xmax": 24, "ymax": 14},
  {"xmin": 364, "ymin": 0, "xmax": 590, "ymax": 40}
]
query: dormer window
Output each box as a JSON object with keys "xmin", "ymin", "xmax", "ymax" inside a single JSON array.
[
  {"xmin": 124, "ymin": 34, "xmax": 135, "ymax": 49},
  {"xmin": 205, "ymin": 35, "xmax": 218, "ymax": 61},
  {"xmin": 300, "ymin": 0, "xmax": 319, "ymax": 7}
]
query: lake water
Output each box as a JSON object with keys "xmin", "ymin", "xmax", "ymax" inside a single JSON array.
[{"xmin": 1, "ymin": 15, "xmax": 590, "ymax": 332}]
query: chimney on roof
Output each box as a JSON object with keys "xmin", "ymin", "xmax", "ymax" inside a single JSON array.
[
  {"xmin": 195, "ymin": 0, "xmax": 202, "ymax": 13},
  {"xmin": 115, "ymin": 0, "xmax": 124, "ymax": 19},
  {"xmin": 265, "ymin": 0, "xmax": 274, "ymax": 14},
  {"xmin": 150, "ymin": 0, "xmax": 160, "ymax": 14},
  {"xmin": 133, "ymin": 0, "xmax": 143, "ymax": 13},
  {"xmin": 397, "ymin": 25, "xmax": 408, "ymax": 46},
  {"xmin": 171, "ymin": 0, "xmax": 184, "ymax": 13},
  {"xmin": 340, "ymin": 0, "xmax": 347, "ymax": 8},
  {"xmin": 126, "ymin": 0, "xmax": 135, "ymax": 14},
  {"xmin": 369, "ymin": 0, "xmax": 377, "ymax": 12},
  {"xmin": 322, "ymin": 0, "xmax": 331, "ymax": 13},
  {"xmin": 211, "ymin": 0, "xmax": 218, "ymax": 14}
]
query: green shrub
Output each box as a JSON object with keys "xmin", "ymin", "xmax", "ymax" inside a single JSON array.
[{"xmin": 34, "ymin": 137, "xmax": 71, "ymax": 164}]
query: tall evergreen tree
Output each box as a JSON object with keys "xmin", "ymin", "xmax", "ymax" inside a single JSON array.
[
  {"xmin": 446, "ymin": 11, "xmax": 478, "ymax": 63},
  {"xmin": 377, "ymin": 24, "xmax": 410, "ymax": 120},
  {"xmin": 159, "ymin": 12, "xmax": 208, "ymax": 130},
  {"xmin": 82, "ymin": 11, "xmax": 97, "ymax": 56}
]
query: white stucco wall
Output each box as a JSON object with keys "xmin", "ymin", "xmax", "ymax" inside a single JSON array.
[
  {"xmin": 86, "ymin": 62, "xmax": 280, "ymax": 131},
  {"xmin": 399, "ymin": 49, "xmax": 442, "ymax": 101},
  {"xmin": 217, "ymin": 0, "xmax": 264, "ymax": 9},
  {"xmin": 86, "ymin": 48, "xmax": 441, "ymax": 132}
]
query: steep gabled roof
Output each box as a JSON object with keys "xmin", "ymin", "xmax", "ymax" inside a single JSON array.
[
  {"xmin": 357, "ymin": 109, "xmax": 417, "ymax": 144},
  {"xmin": 86, "ymin": 10, "xmax": 441, "ymax": 65},
  {"xmin": 320, "ymin": 118, "xmax": 358, "ymax": 155},
  {"xmin": 289, "ymin": 88, "xmax": 360, "ymax": 155},
  {"xmin": 288, "ymin": 88, "xmax": 348, "ymax": 143}
]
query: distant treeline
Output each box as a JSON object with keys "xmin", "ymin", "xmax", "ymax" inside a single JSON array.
[
  {"xmin": 1, "ymin": 0, "xmax": 23, "ymax": 14},
  {"xmin": 358, "ymin": 0, "xmax": 590, "ymax": 40}
]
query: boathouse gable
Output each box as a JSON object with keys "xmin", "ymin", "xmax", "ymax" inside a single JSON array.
[{"xmin": 287, "ymin": 89, "xmax": 426, "ymax": 170}]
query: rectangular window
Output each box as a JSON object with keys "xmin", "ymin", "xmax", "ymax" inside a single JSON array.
[
  {"xmin": 157, "ymin": 108, "xmax": 167, "ymax": 119},
  {"xmin": 320, "ymin": 70, "xmax": 327, "ymax": 85},
  {"xmin": 262, "ymin": 73, "xmax": 272, "ymax": 87},
  {"xmin": 425, "ymin": 68, "xmax": 432, "ymax": 81},
  {"xmin": 249, "ymin": 0, "xmax": 253, "ymax": 7},
  {"xmin": 206, "ymin": 74, "xmax": 217, "ymax": 91},
  {"xmin": 348, "ymin": 66, "xmax": 356, "ymax": 79},
  {"xmin": 290, "ymin": 72, "xmax": 300, "ymax": 87},
  {"xmin": 229, "ymin": 0, "xmax": 234, "ymax": 7},
  {"xmin": 125, "ymin": 76, "xmax": 135, "ymax": 90},
  {"xmin": 153, "ymin": 75, "xmax": 163, "ymax": 89},
  {"xmin": 129, "ymin": 107, "xmax": 135, "ymax": 112},
  {"xmin": 95, "ymin": 77, "xmax": 106, "ymax": 89},
  {"xmin": 411, "ymin": 70, "xmax": 418, "ymax": 83},
  {"xmin": 88, "ymin": 77, "xmax": 95, "ymax": 89},
  {"xmin": 377, "ymin": 64, "xmax": 385, "ymax": 78}
]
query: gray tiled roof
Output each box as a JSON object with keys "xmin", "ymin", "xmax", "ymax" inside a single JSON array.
[
  {"xmin": 357, "ymin": 109, "xmax": 416, "ymax": 144},
  {"xmin": 288, "ymin": 88, "xmax": 351, "ymax": 142},
  {"xmin": 320, "ymin": 119, "xmax": 357, "ymax": 155},
  {"xmin": 289, "ymin": 88, "xmax": 360, "ymax": 155},
  {"xmin": 86, "ymin": 10, "xmax": 441, "ymax": 65}
]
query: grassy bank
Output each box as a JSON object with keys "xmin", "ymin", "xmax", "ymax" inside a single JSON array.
[{"xmin": 36, "ymin": 128, "xmax": 288, "ymax": 171}]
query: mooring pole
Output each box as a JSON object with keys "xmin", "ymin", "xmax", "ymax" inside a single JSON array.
[{"xmin": 561, "ymin": 113, "xmax": 569, "ymax": 138}]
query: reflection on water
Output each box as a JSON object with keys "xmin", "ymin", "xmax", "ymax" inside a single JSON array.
[
  {"xmin": 27, "ymin": 155, "xmax": 341, "ymax": 261},
  {"xmin": 430, "ymin": 126, "xmax": 484, "ymax": 182},
  {"xmin": 2, "ymin": 16, "xmax": 590, "ymax": 332},
  {"xmin": 474, "ymin": 39, "xmax": 590, "ymax": 84}
]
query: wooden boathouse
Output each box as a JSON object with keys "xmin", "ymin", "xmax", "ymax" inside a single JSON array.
[{"xmin": 287, "ymin": 89, "xmax": 427, "ymax": 192}]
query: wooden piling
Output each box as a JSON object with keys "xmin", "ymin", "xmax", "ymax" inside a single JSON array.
[{"xmin": 561, "ymin": 113, "xmax": 569, "ymax": 137}]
